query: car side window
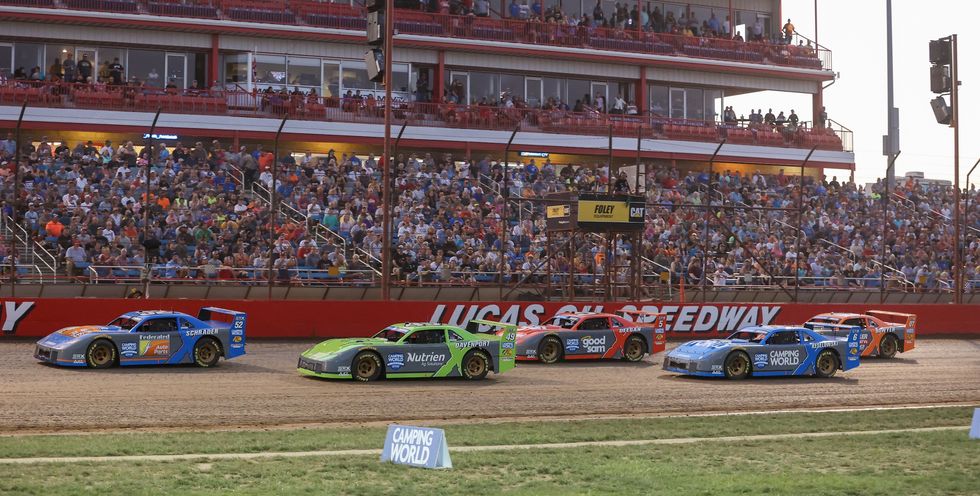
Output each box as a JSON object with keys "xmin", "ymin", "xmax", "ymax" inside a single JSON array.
[
  {"xmin": 448, "ymin": 331, "xmax": 465, "ymax": 342},
  {"xmin": 581, "ymin": 318, "xmax": 608, "ymax": 330},
  {"xmin": 866, "ymin": 319, "xmax": 878, "ymax": 328},
  {"xmin": 179, "ymin": 318, "xmax": 192, "ymax": 330},
  {"xmin": 139, "ymin": 318, "xmax": 178, "ymax": 333},
  {"xmin": 843, "ymin": 318, "xmax": 864, "ymax": 328},
  {"xmin": 406, "ymin": 329, "xmax": 446, "ymax": 345},
  {"xmin": 768, "ymin": 331, "xmax": 800, "ymax": 345}
]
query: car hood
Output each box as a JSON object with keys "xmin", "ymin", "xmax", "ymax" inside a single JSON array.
[
  {"xmin": 510, "ymin": 325, "xmax": 561, "ymax": 338},
  {"xmin": 671, "ymin": 339, "xmax": 739, "ymax": 358},
  {"xmin": 301, "ymin": 337, "xmax": 389, "ymax": 360},
  {"xmin": 37, "ymin": 325, "xmax": 118, "ymax": 348}
]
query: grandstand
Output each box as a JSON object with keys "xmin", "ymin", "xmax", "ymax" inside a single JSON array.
[{"xmin": 0, "ymin": 0, "xmax": 976, "ymax": 302}]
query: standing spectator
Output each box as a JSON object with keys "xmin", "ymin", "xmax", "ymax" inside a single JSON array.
[
  {"xmin": 788, "ymin": 109, "xmax": 799, "ymax": 127},
  {"xmin": 473, "ymin": 0, "xmax": 489, "ymax": 16},
  {"xmin": 817, "ymin": 106, "xmax": 828, "ymax": 128},
  {"xmin": 62, "ymin": 52, "xmax": 77, "ymax": 84},
  {"xmin": 782, "ymin": 18, "xmax": 795, "ymax": 43},
  {"xmin": 109, "ymin": 57, "xmax": 124, "ymax": 86},
  {"xmin": 752, "ymin": 17, "xmax": 763, "ymax": 41},
  {"xmin": 77, "ymin": 53, "xmax": 93, "ymax": 83}
]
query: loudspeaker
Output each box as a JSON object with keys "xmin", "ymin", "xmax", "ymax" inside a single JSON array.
[
  {"xmin": 365, "ymin": 49, "xmax": 385, "ymax": 83},
  {"xmin": 930, "ymin": 96, "xmax": 952, "ymax": 125}
]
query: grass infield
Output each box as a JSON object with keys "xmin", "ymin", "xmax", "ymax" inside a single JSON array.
[{"xmin": 0, "ymin": 407, "xmax": 975, "ymax": 495}]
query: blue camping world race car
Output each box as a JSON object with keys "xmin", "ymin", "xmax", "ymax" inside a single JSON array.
[
  {"xmin": 34, "ymin": 307, "xmax": 246, "ymax": 368},
  {"xmin": 663, "ymin": 325, "xmax": 861, "ymax": 379}
]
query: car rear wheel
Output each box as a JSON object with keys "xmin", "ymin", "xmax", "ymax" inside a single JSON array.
[
  {"xmin": 461, "ymin": 350, "xmax": 490, "ymax": 380},
  {"xmin": 623, "ymin": 335, "xmax": 646, "ymax": 362},
  {"xmin": 814, "ymin": 350, "xmax": 839, "ymax": 378},
  {"xmin": 878, "ymin": 334, "xmax": 898, "ymax": 359},
  {"xmin": 537, "ymin": 336, "xmax": 563, "ymax": 364},
  {"xmin": 193, "ymin": 338, "xmax": 221, "ymax": 368},
  {"xmin": 723, "ymin": 351, "xmax": 750, "ymax": 380},
  {"xmin": 86, "ymin": 340, "xmax": 116, "ymax": 369},
  {"xmin": 353, "ymin": 352, "xmax": 383, "ymax": 382}
]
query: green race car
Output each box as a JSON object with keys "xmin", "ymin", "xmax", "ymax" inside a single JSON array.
[{"xmin": 297, "ymin": 320, "xmax": 518, "ymax": 381}]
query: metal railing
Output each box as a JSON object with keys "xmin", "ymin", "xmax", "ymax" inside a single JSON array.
[
  {"xmin": 0, "ymin": 81, "xmax": 851, "ymax": 152},
  {"xmin": 86, "ymin": 264, "xmax": 377, "ymax": 285},
  {"xmin": 0, "ymin": 1, "xmax": 832, "ymax": 72}
]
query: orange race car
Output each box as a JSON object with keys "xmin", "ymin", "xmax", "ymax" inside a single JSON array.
[{"xmin": 803, "ymin": 311, "xmax": 916, "ymax": 358}]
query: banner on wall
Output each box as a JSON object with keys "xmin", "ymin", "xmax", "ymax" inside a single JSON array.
[
  {"xmin": 0, "ymin": 299, "xmax": 977, "ymax": 338},
  {"xmin": 0, "ymin": 298, "xmax": 980, "ymax": 338}
]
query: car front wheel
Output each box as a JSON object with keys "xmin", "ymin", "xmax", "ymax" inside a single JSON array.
[
  {"xmin": 723, "ymin": 351, "xmax": 750, "ymax": 380},
  {"xmin": 86, "ymin": 340, "xmax": 116, "ymax": 369}
]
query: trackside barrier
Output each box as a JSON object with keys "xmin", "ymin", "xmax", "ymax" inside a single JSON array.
[{"xmin": 0, "ymin": 300, "xmax": 978, "ymax": 338}]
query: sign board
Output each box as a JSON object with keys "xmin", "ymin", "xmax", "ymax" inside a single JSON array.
[
  {"xmin": 519, "ymin": 151, "xmax": 549, "ymax": 158},
  {"xmin": 1, "ymin": 299, "xmax": 977, "ymax": 338},
  {"xmin": 545, "ymin": 204, "xmax": 573, "ymax": 231},
  {"xmin": 381, "ymin": 424, "xmax": 452, "ymax": 469},
  {"xmin": 970, "ymin": 408, "xmax": 980, "ymax": 440},
  {"xmin": 576, "ymin": 195, "xmax": 646, "ymax": 232}
]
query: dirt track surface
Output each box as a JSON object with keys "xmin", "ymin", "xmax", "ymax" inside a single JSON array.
[{"xmin": 1, "ymin": 339, "xmax": 978, "ymax": 434}]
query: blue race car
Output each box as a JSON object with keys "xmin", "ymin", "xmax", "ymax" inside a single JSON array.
[
  {"xmin": 663, "ymin": 325, "xmax": 860, "ymax": 379},
  {"xmin": 34, "ymin": 307, "xmax": 246, "ymax": 368}
]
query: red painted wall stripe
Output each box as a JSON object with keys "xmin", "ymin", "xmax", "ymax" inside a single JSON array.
[{"xmin": 2, "ymin": 299, "xmax": 977, "ymax": 338}]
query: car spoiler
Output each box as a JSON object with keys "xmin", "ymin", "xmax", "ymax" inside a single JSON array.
[
  {"xmin": 865, "ymin": 310, "xmax": 917, "ymax": 329},
  {"xmin": 198, "ymin": 307, "xmax": 246, "ymax": 358},
  {"xmin": 615, "ymin": 310, "xmax": 668, "ymax": 327},
  {"xmin": 843, "ymin": 325, "xmax": 862, "ymax": 371},
  {"xmin": 466, "ymin": 319, "xmax": 518, "ymax": 374}
]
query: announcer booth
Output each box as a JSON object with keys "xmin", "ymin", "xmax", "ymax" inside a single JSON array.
[{"xmin": 542, "ymin": 193, "xmax": 646, "ymax": 301}]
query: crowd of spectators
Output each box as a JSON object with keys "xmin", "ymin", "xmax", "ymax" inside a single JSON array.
[{"xmin": 1, "ymin": 134, "xmax": 976, "ymax": 292}]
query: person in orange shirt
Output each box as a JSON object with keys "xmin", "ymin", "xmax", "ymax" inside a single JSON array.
[
  {"xmin": 45, "ymin": 217, "xmax": 64, "ymax": 238},
  {"xmin": 258, "ymin": 151, "xmax": 274, "ymax": 172},
  {"xmin": 157, "ymin": 196, "xmax": 171, "ymax": 210}
]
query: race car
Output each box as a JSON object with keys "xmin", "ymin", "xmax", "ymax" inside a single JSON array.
[
  {"xmin": 297, "ymin": 320, "xmax": 518, "ymax": 381},
  {"xmin": 662, "ymin": 325, "xmax": 861, "ymax": 379},
  {"xmin": 500, "ymin": 310, "xmax": 667, "ymax": 364},
  {"xmin": 34, "ymin": 307, "xmax": 246, "ymax": 368},
  {"xmin": 803, "ymin": 311, "xmax": 916, "ymax": 358}
]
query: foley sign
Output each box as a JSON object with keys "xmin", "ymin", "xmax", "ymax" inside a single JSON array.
[{"xmin": 381, "ymin": 424, "xmax": 452, "ymax": 469}]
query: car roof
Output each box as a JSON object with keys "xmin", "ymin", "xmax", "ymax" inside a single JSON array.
[
  {"xmin": 554, "ymin": 312, "xmax": 615, "ymax": 318},
  {"xmin": 739, "ymin": 325, "xmax": 807, "ymax": 334},
  {"xmin": 121, "ymin": 310, "xmax": 191, "ymax": 319},
  {"xmin": 392, "ymin": 322, "xmax": 465, "ymax": 331},
  {"xmin": 812, "ymin": 313, "xmax": 864, "ymax": 319}
]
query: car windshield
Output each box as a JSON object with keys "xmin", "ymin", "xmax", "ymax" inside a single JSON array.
[
  {"xmin": 544, "ymin": 316, "xmax": 579, "ymax": 329},
  {"xmin": 107, "ymin": 317, "xmax": 139, "ymax": 330},
  {"xmin": 727, "ymin": 331, "xmax": 767, "ymax": 343},
  {"xmin": 373, "ymin": 327, "xmax": 407, "ymax": 342},
  {"xmin": 803, "ymin": 317, "xmax": 837, "ymax": 330}
]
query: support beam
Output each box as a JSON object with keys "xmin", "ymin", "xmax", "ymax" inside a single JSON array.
[
  {"xmin": 434, "ymin": 50, "xmax": 445, "ymax": 103},
  {"xmin": 210, "ymin": 33, "xmax": 220, "ymax": 88}
]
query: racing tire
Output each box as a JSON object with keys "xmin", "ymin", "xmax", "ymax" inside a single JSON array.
[
  {"xmin": 814, "ymin": 350, "xmax": 839, "ymax": 378},
  {"xmin": 623, "ymin": 335, "xmax": 646, "ymax": 362},
  {"xmin": 723, "ymin": 351, "xmax": 751, "ymax": 380},
  {"xmin": 85, "ymin": 339, "xmax": 116, "ymax": 369},
  {"xmin": 193, "ymin": 338, "xmax": 221, "ymax": 368},
  {"xmin": 878, "ymin": 334, "xmax": 898, "ymax": 359},
  {"xmin": 537, "ymin": 336, "xmax": 563, "ymax": 364},
  {"xmin": 461, "ymin": 350, "xmax": 490, "ymax": 380},
  {"xmin": 352, "ymin": 352, "xmax": 383, "ymax": 382}
]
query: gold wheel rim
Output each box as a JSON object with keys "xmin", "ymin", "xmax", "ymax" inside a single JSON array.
[
  {"xmin": 357, "ymin": 358, "xmax": 376, "ymax": 377},
  {"xmin": 198, "ymin": 344, "xmax": 216, "ymax": 363},
  {"xmin": 817, "ymin": 354, "xmax": 834, "ymax": 374},
  {"xmin": 727, "ymin": 355, "xmax": 747, "ymax": 376},
  {"xmin": 466, "ymin": 356, "xmax": 486, "ymax": 376},
  {"xmin": 541, "ymin": 342, "xmax": 559, "ymax": 361},
  {"xmin": 881, "ymin": 338, "xmax": 895, "ymax": 355},
  {"xmin": 92, "ymin": 346, "xmax": 110, "ymax": 365},
  {"xmin": 626, "ymin": 340, "xmax": 643, "ymax": 360}
]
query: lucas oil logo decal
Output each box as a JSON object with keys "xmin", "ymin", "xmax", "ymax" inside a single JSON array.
[{"xmin": 768, "ymin": 349, "xmax": 800, "ymax": 367}]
